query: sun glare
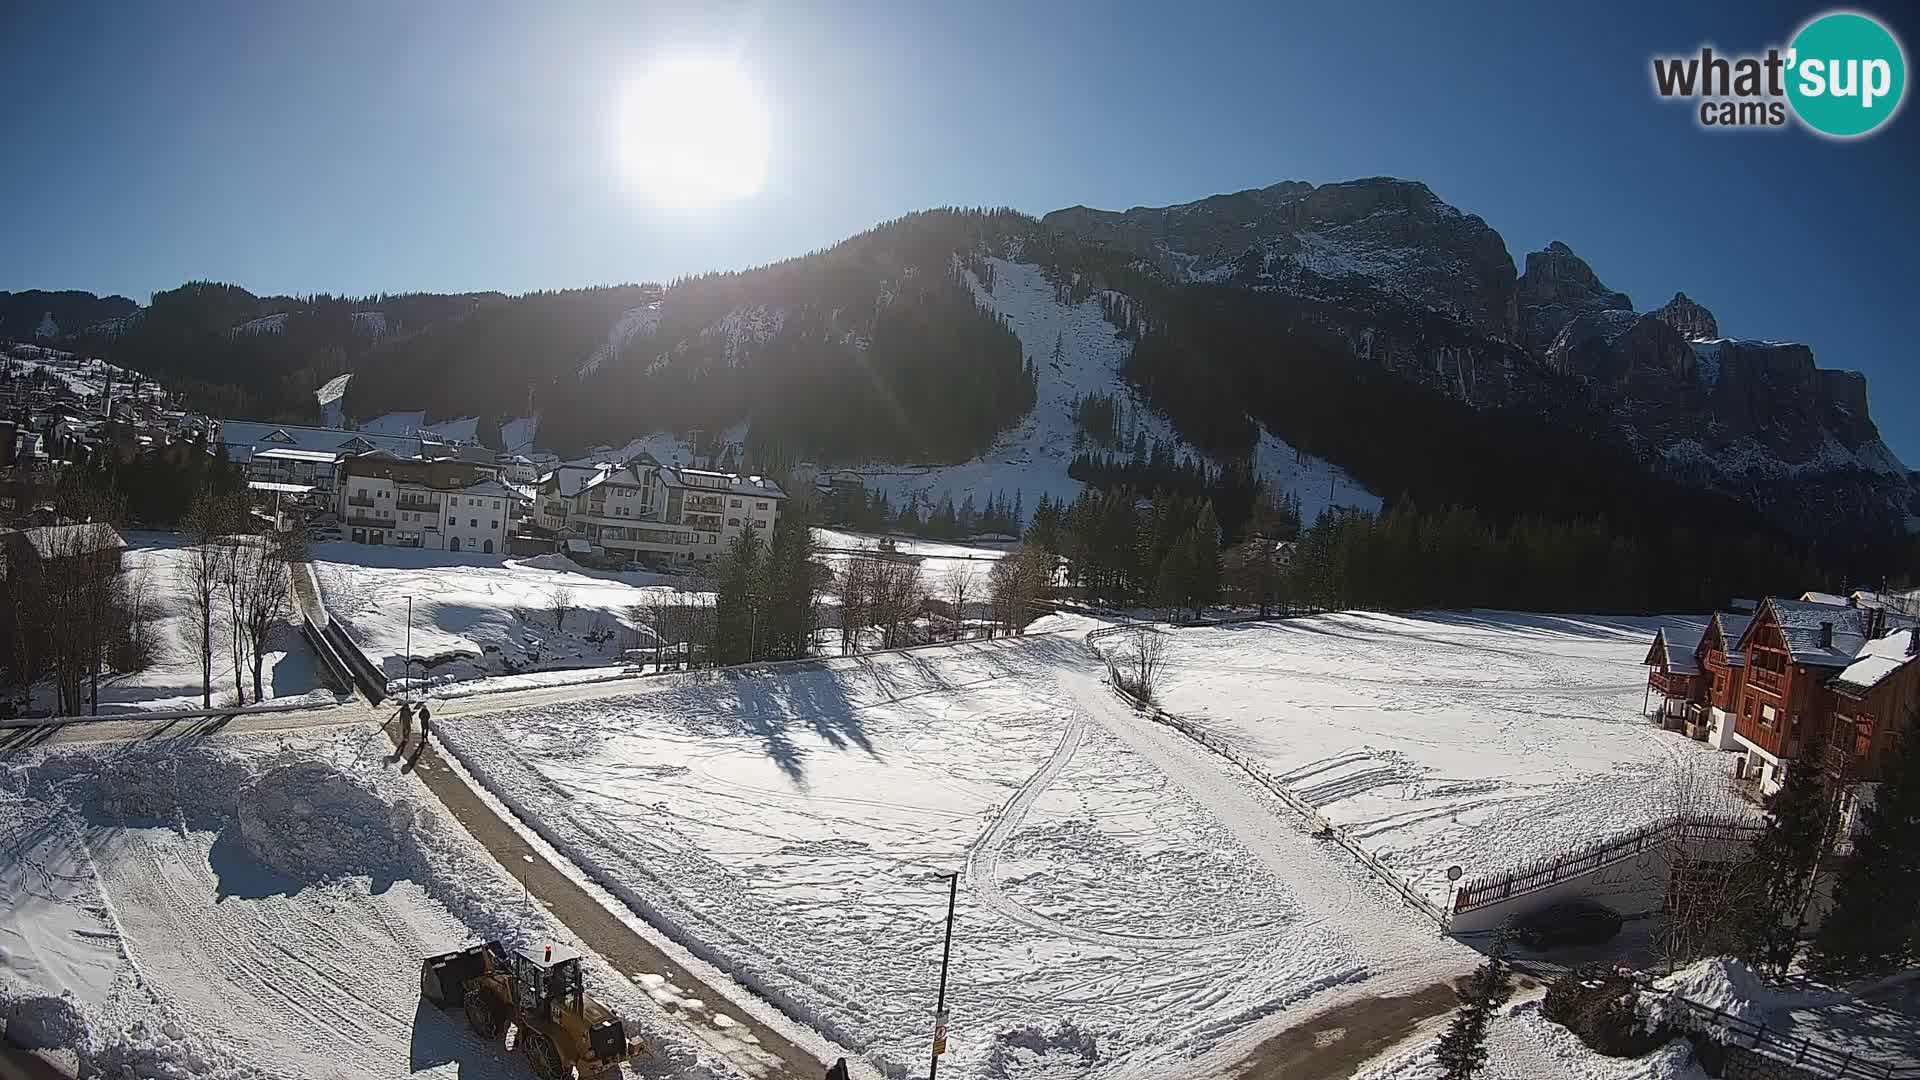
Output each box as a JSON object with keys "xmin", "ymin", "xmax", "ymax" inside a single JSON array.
[{"xmin": 617, "ymin": 58, "xmax": 770, "ymax": 206}]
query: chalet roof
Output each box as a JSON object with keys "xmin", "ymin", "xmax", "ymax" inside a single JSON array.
[
  {"xmin": 1710, "ymin": 612, "xmax": 1754, "ymax": 666},
  {"xmin": 1646, "ymin": 626, "xmax": 1703, "ymax": 675},
  {"xmin": 1758, "ymin": 598, "xmax": 1873, "ymax": 667},
  {"xmin": 1830, "ymin": 628, "xmax": 1920, "ymax": 698},
  {"xmin": 540, "ymin": 464, "xmax": 613, "ymax": 498},
  {"xmin": 217, "ymin": 419, "xmax": 436, "ymax": 463},
  {"xmin": 1801, "ymin": 590, "xmax": 1848, "ymax": 607}
]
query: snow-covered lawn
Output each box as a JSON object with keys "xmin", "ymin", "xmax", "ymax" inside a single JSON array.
[
  {"xmin": 813, "ymin": 528, "xmax": 1010, "ymax": 594},
  {"xmin": 0, "ymin": 727, "xmax": 726, "ymax": 1079},
  {"xmin": 431, "ymin": 622, "xmax": 1469, "ymax": 1078},
  {"xmin": 311, "ymin": 543, "xmax": 706, "ymax": 688},
  {"xmin": 1143, "ymin": 611, "xmax": 1749, "ymax": 905},
  {"xmin": 29, "ymin": 533, "xmax": 323, "ymax": 716}
]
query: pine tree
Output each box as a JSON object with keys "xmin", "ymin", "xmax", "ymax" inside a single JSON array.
[
  {"xmin": 1816, "ymin": 704, "xmax": 1920, "ymax": 973},
  {"xmin": 1435, "ymin": 954, "xmax": 1510, "ymax": 1079},
  {"xmin": 1735, "ymin": 762, "xmax": 1834, "ymax": 974}
]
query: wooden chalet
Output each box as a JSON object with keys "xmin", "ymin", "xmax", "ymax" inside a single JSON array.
[{"xmin": 1643, "ymin": 624, "xmax": 1706, "ymax": 730}]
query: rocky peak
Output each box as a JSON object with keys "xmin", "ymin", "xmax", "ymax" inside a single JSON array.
[
  {"xmin": 1041, "ymin": 177, "xmax": 1519, "ymax": 337},
  {"xmin": 1514, "ymin": 241, "xmax": 1632, "ymax": 354},
  {"xmin": 1652, "ymin": 292, "xmax": 1719, "ymax": 341}
]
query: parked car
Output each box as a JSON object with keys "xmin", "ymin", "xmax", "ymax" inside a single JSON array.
[{"xmin": 1512, "ymin": 901, "xmax": 1623, "ymax": 950}]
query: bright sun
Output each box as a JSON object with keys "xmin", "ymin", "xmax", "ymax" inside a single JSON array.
[{"xmin": 617, "ymin": 58, "xmax": 770, "ymax": 206}]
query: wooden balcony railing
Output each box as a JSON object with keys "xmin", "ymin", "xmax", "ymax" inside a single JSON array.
[{"xmin": 1750, "ymin": 667, "xmax": 1784, "ymax": 694}]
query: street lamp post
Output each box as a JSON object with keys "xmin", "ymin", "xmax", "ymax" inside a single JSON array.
[
  {"xmin": 405, "ymin": 595, "xmax": 414, "ymax": 706},
  {"xmin": 929, "ymin": 872, "xmax": 958, "ymax": 1080}
]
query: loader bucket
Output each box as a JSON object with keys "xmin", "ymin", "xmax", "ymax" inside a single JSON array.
[{"xmin": 420, "ymin": 944, "xmax": 496, "ymax": 1008}]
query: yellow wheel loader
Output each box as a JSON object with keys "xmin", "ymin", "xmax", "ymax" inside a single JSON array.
[{"xmin": 421, "ymin": 941, "xmax": 645, "ymax": 1079}]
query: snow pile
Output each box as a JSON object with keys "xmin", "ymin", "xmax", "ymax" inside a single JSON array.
[
  {"xmin": 1353, "ymin": 999, "xmax": 1707, "ymax": 1080},
  {"xmin": 1642, "ymin": 957, "xmax": 1775, "ymax": 1035},
  {"xmin": 4, "ymin": 732, "xmax": 734, "ymax": 1079},
  {"xmin": 2, "ymin": 989, "xmax": 91, "ymax": 1049},
  {"xmin": 984, "ymin": 1022, "xmax": 1101, "ymax": 1078},
  {"xmin": 235, "ymin": 763, "xmax": 419, "ymax": 883}
]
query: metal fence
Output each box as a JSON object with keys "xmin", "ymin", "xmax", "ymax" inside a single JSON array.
[
  {"xmin": 1451, "ymin": 813, "xmax": 1763, "ymax": 915},
  {"xmin": 1636, "ymin": 974, "xmax": 1920, "ymax": 1080}
]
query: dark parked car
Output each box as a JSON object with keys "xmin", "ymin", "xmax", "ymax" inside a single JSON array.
[{"xmin": 1513, "ymin": 901, "xmax": 1624, "ymax": 950}]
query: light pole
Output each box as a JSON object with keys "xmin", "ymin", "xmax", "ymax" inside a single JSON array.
[
  {"xmin": 929, "ymin": 872, "xmax": 958, "ymax": 1080},
  {"xmin": 405, "ymin": 595, "xmax": 414, "ymax": 706}
]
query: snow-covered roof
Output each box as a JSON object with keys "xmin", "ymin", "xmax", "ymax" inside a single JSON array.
[
  {"xmin": 1646, "ymin": 626, "xmax": 1703, "ymax": 675},
  {"xmin": 16, "ymin": 522, "xmax": 126, "ymax": 560},
  {"xmin": 450, "ymin": 478, "xmax": 517, "ymax": 500},
  {"xmin": 1830, "ymin": 628, "xmax": 1920, "ymax": 698},
  {"xmin": 217, "ymin": 419, "xmax": 431, "ymax": 463},
  {"xmin": 541, "ymin": 464, "xmax": 614, "ymax": 498},
  {"xmin": 1800, "ymin": 591, "xmax": 1848, "ymax": 607},
  {"xmin": 1759, "ymin": 599, "xmax": 1874, "ymax": 667},
  {"xmin": 1708, "ymin": 612, "xmax": 1754, "ymax": 666},
  {"xmin": 251, "ymin": 447, "xmax": 346, "ymax": 463}
]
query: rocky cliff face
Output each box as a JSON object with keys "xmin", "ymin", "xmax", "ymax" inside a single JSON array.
[
  {"xmin": 1515, "ymin": 241, "xmax": 1632, "ymax": 354},
  {"xmin": 1045, "ymin": 184, "xmax": 1912, "ymax": 538},
  {"xmin": 1043, "ymin": 177, "xmax": 1519, "ymax": 337},
  {"xmin": 1652, "ymin": 292, "xmax": 1718, "ymax": 340}
]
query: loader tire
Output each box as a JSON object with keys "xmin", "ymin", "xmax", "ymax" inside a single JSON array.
[
  {"xmin": 464, "ymin": 985, "xmax": 504, "ymax": 1040},
  {"xmin": 523, "ymin": 1029, "xmax": 565, "ymax": 1080}
]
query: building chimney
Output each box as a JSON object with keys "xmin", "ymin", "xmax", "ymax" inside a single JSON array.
[
  {"xmin": 1819, "ymin": 622, "xmax": 1834, "ymax": 649},
  {"xmin": 1867, "ymin": 605, "xmax": 1886, "ymax": 642},
  {"xmin": 1910, "ymin": 627, "xmax": 1919, "ymax": 657}
]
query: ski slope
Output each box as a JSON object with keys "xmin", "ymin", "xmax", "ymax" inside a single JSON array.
[
  {"xmin": 1143, "ymin": 611, "xmax": 1753, "ymax": 905},
  {"xmin": 0, "ymin": 727, "xmax": 730, "ymax": 1079},
  {"xmin": 430, "ymin": 626, "xmax": 1472, "ymax": 1079}
]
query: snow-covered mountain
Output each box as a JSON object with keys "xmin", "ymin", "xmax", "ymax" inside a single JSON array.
[{"xmin": 1043, "ymin": 181, "xmax": 1914, "ymax": 536}]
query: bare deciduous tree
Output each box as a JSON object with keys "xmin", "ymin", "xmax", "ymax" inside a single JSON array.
[
  {"xmin": 231, "ymin": 534, "xmax": 292, "ymax": 703},
  {"xmin": 179, "ymin": 491, "xmax": 234, "ymax": 709},
  {"xmin": 549, "ymin": 586, "xmax": 575, "ymax": 631},
  {"xmin": 944, "ymin": 565, "xmax": 978, "ymax": 642},
  {"xmin": 988, "ymin": 546, "xmax": 1054, "ymax": 636},
  {"xmin": 1652, "ymin": 758, "xmax": 1766, "ymax": 972},
  {"xmin": 1116, "ymin": 626, "xmax": 1169, "ymax": 703},
  {"xmin": 870, "ymin": 559, "xmax": 926, "ymax": 650}
]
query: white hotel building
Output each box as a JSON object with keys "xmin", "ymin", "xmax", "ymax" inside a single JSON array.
[{"xmin": 533, "ymin": 455, "xmax": 784, "ymax": 567}]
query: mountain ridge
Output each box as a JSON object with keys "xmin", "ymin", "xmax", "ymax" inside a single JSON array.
[{"xmin": 6, "ymin": 181, "xmax": 1912, "ymax": 543}]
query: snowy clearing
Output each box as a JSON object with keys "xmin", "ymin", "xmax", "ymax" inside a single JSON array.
[
  {"xmin": 27, "ymin": 533, "xmax": 322, "ymax": 716},
  {"xmin": 0, "ymin": 726, "xmax": 732, "ymax": 1079},
  {"xmin": 1145, "ymin": 611, "xmax": 1752, "ymax": 905},
  {"xmin": 310, "ymin": 543, "xmax": 704, "ymax": 687},
  {"xmin": 431, "ymin": 624, "xmax": 1471, "ymax": 1079}
]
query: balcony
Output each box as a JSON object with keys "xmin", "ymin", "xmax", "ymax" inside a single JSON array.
[
  {"xmin": 347, "ymin": 495, "xmax": 375, "ymax": 508},
  {"xmin": 682, "ymin": 512, "xmax": 722, "ymax": 530},
  {"xmin": 1749, "ymin": 667, "xmax": 1784, "ymax": 695},
  {"xmin": 683, "ymin": 496, "xmax": 725, "ymax": 513},
  {"xmin": 397, "ymin": 500, "xmax": 441, "ymax": 514}
]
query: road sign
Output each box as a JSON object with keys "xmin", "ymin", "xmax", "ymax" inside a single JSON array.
[{"xmin": 1446, "ymin": 865, "xmax": 1464, "ymax": 882}]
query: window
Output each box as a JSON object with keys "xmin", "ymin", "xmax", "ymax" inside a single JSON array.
[
  {"xmin": 470, "ymin": 518, "xmax": 478, "ymax": 528},
  {"xmin": 490, "ymin": 520, "xmax": 498, "ymax": 530},
  {"xmin": 728, "ymin": 517, "xmax": 740, "ymax": 527},
  {"xmin": 493, "ymin": 500, "xmax": 501, "ymax": 510},
  {"xmin": 730, "ymin": 498, "xmax": 742, "ymax": 507},
  {"xmin": 756, "ymin": 501, "xmax": 768, "ymax": 510},
  {"xmin": 448, "ymin": 517, "xmax": 456, "ymax": 527}
]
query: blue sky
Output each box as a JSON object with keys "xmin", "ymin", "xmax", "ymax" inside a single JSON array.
[{"xmin": 2, "ymin": 0, "xmax": 1916, "ymax": 463}]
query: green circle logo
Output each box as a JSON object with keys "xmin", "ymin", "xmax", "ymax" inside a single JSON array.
[{"xmin": 1787, "ymin": 11, "xmax": 1907, "ymax": 137}]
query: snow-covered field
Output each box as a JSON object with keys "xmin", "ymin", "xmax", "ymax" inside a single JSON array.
[
  {"xmin": 431, "ymin": 622, "xmax": 1470, "ymax": 1078},
  {"xmin": 311, "ymin": 543, "xmax": 703, "ymax": 687},
  {"xmin": 28, "ymin": 533, "xmax": 323, "ymax": 716},
  {"xmin": 813, "ymin": 528, "xmax": 1011, "ymax": 592},
  {"xmin": 0, "ymin": 726, "xmax": 726, "ymax": 1079},
  {"xmin": 1143, "ymin": 611, "xmax": 1750, "ymax": 904}
]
